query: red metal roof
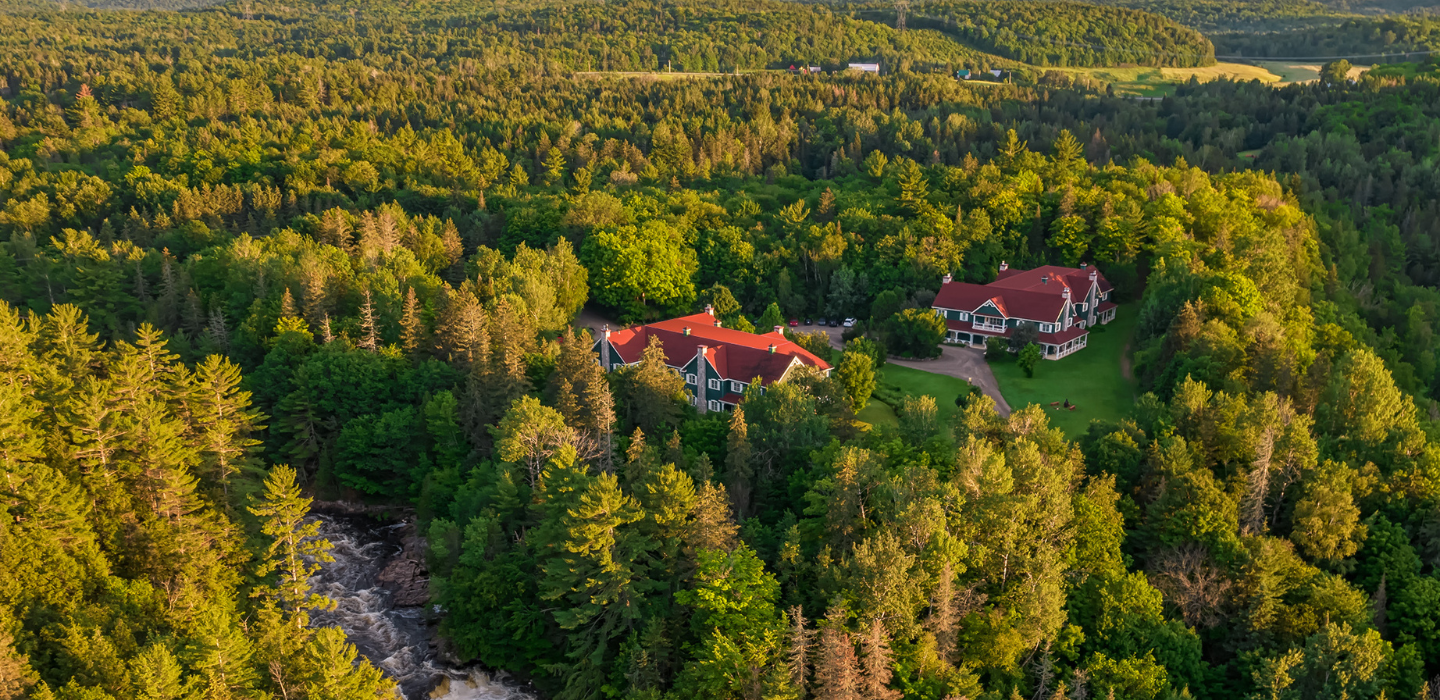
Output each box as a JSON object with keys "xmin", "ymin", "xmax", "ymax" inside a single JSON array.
[
  {"xmin": 603, "ymin": 312, "xmax": 831, "ymax": 384},
  {"xmin": 935, "ymin": 265, "xmax": 1112, "ymax": 323}
]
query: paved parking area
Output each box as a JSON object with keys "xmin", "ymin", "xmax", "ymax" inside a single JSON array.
[{"xmin": 808, "ymin": 325, "xmax": 1012, "ymax": 417}]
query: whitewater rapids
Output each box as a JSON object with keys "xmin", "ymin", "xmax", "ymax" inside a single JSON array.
[{"xmin": 307, "ymin": 514, "xmax": 535, "ymax": 700}]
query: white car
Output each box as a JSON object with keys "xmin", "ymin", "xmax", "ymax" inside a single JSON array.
[{"xmin": 843, "ymin": 317, "xmax": 857, "ymax": 327}]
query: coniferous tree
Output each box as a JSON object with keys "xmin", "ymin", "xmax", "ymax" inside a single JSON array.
[
  {"xmin": 859, "ymin": 618, "xmax": 900, "ymax": 700},
  {"xmin": 357, "ymin": 289, "xmax": 379, "ymax": 352},
  {"xmin": 189, "ymin": 354, "xmax": 264, "ymax": 500},
  {"xmin": 815, "ymin": 606, "xmax": 860, "ymax": 700},
  {"xmin": 399, "ymin": 286, "xmax": 424, "ymax": 355},
  {"xmin": 248, "ymin": 465, "xmax": 334, "ymax": 617},
  {"xmin": 726, "ymin": 406, "xmax": 755, "ymax": 518},
  {"xmin": 788, "ymin": 606, "xmax": 815, "ymax": 697}
]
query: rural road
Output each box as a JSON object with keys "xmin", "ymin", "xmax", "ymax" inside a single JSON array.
[{"xmin": 811, "ymin": 326, "xmax": 1012, "ymax": 417}]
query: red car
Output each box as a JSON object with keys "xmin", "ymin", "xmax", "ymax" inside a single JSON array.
[{"xmin": 787, "ymin": 318, "xmax": 799, "ymax": 327}]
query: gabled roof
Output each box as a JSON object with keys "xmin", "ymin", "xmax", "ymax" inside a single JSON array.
[
  {"xmin": 935, "ymin": 264, "xmax": 1112, "ymax": 323},
  {"xmin": 935, "ymin": 284, "xmax": 1067, "ymax": 322},
  {"xmin": 994, "ymin": 265, "xmax": 1113, "ymax": 295},
  {"xmin": 602, "ymin": 312, "xmax": 831, "ymax": 384}
]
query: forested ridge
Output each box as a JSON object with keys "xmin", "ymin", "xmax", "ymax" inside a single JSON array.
[
  {"xmin": 905, "ymin": 1, "xmax": 1216, "ymax": 67},
  {"xmin": 1212, "ymin": 14, "xmax": 1440, "ymax": 58},
  {"xmin": 3, "ymin": 1, "xmax": 1440, "ymax": 700}
]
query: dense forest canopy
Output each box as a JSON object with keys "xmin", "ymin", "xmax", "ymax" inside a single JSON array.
[
  {"xmin": 2, "ymin": 0, "xmax": 1440, "ymax": 699},
  {"xmin": 1211, "ymin": 14, "xmax": 1440, "ymax": 58},
  {"xmin": 859, "ymin": 0, "xmax": 1217, "ymax": 67}
]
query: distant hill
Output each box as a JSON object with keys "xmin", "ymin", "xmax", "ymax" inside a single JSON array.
[{"xmin": 909, "ymin": 0, "xmax": 1216, "ymax": 67}]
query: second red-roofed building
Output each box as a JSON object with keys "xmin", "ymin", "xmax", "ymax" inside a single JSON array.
[
  {"xmin": 593, "ymin": 305, "xmax": 833, "ymax": 413},
  {"xmin": 932, "ymin": 262, "xmax": 1118, "ymax": 359}
]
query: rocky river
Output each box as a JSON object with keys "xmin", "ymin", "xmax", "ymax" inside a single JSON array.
[{"xmin": 307, "ymin": 512, "xmax": 536, "ymax": 700}]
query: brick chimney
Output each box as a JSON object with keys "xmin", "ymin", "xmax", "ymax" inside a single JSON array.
[{"xmin": 599, "ymin": 325, "xmax": 611, "ymax": 369}]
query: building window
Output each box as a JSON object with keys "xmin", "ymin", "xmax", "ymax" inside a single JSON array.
[
  {"xmin": 686, "ymin": 373, "xmax": 696, "ymax": 384},
  {"xmin": 960, "ymin": 312, "xmax": 969, "ymax": 321},
  {"xmin": 708, "ymin": 400, "xmax": 722, "ymax": 411},
  {"xmin": 708, "ymin": 378, "xmax": 721, "ymax": 390},
  {"xmin": 731, "ymin": 380, "xmax": 744, "ymax": 393}
]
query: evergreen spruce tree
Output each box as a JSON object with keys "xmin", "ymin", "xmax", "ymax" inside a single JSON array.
[
  {"xmin": 248, "ymin": 465, "xmax": 334, "ymax": 617},
  {"xmin": 726, "ymin": 406, "xmax": 755, "ymax": 518},
  {"xmin": 859, "ymin": 618, "xmax": 900, "ymax": 700},
  {"xmin": 399, "ymin": 286, "xmax": 424, "ymax": 356},
  {"xmin": 189, "ymin": 354, "xmax": 264, "ymax": 500}
]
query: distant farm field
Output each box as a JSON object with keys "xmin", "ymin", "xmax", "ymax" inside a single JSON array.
[
  {"xmin": 1049, "ymin": 62, "xmax": 1281, "ymax": 96},
  {"xmin": 1253, "ymin": 61, "xmax": 1372, "ymax": 84}
]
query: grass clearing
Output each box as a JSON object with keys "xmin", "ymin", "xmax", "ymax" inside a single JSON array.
[
  {"xmin": 870, "ymin": 363, "xmax": 976, "ymax": 434},
  {"xmin": 989, "ymin": 305, "xmax": 1139, "ymax": 439},
  {"xmin": 1049, "ymin": 62, "xmax": 1280, "ymax": 96},
  {"xmin": 857, "ymin": 397, "xmax": 899, "ymax": 428}
]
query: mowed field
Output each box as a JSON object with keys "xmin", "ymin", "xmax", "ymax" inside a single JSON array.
[
  {"xmin": 1253, "ymin": 61, "xmax": 1372, "ymax": 84},
  {"xmin": 1049, "ymin": 62, "xmax": 1281, "ymax": 96}
]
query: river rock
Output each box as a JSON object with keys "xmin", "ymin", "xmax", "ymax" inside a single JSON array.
[{"xmin": 378, "ymin": 528, "xmax": 431, "ymax": 607}]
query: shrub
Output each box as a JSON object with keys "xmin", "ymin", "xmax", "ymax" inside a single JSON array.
[
  {"xmin": 883, "ymin": 308, "xmax": 945, "ymax": 359},
  {"xmin": 1019, "ymin": 342, "xmax": 1042, "ymax": 378},
  {"xmin": 985, "ymin": 336, "xmax": 1010, "ymax": 361}
]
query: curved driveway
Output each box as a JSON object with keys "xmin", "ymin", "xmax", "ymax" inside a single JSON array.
[{"xmin": 814, "ymin": 327, "xmax": 1012, "ymax": 417}]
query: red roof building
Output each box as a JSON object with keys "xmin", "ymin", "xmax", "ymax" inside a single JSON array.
[
  {"xmin": 932, "ymin": 262, "xmax": 1117, "ymax": 360},
  {"xmin": 593, "ymin": 306, "xmax": 833, "ymax": 413}
]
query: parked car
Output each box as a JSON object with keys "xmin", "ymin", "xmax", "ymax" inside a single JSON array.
[
  {"xmin": 843, "ymin": 317, "xmax": 857, "ymax": 327},
  {"xmin": 803, "ymin": 318, "xmax": 813, "ymax": 326},
  {"xmin": 828, "ymin": 318, "xmax": 840, "ymax": 327},
  {"xmin": 816, "ymin": 317, "xmax": 827, "ymax": 326},
  {"xmin": 787, "ymin": 318, "xmax": 799, "ymax": 327}
]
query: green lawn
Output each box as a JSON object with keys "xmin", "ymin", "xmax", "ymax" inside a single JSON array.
[
  {"xmin": 856, "ymin": 397, "xmax": 899, "ymax": 427},
  {"xmin": 989, "ymin": 305, "xmax": 1139, "ymax": 439},
  {"xmin": 860, "ymin": 363, "xmax": 977, "ymax": 434}
]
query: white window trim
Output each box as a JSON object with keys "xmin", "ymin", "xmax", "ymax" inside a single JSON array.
[
  {"xmin": 686, "ymin": 373, "xmax": 697, "ymax": 384},
  {"xmin": 707, "ymin": 399, "xmax": 722, "ymax": 411},
  {"xmin": 708, "ymin": 378, "xmax": 721, "ymax": 390},
  {"xmin": 731, "ymin": 381, "xmax": 745, "ymax": 393}
]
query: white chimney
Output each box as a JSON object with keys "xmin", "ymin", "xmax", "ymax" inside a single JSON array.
[
  {"xmin": 999, "ymin": 261, "xmax": 1008, "ymax": 272},
  {"xmin": 704, "ymin": 303, "xmax": 715, "ymax": 316},
  {"xmin": 1089, "ymin": 269, "xmax": 1097, "ymax": 282},
  {"xmin": 1063, "ymin": 287, "xmax": 1071, "ymax": 300},
  {"xmin": 942, "ymin": 272, "xmax": 953, "ymax": 284},
  {"xmin": 715, "ymin": 319, "xmax": 722, "ymax": 327},
  {"xmin": 773, "ymin": 325, "xmax": 784, "ymax": 335}
]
